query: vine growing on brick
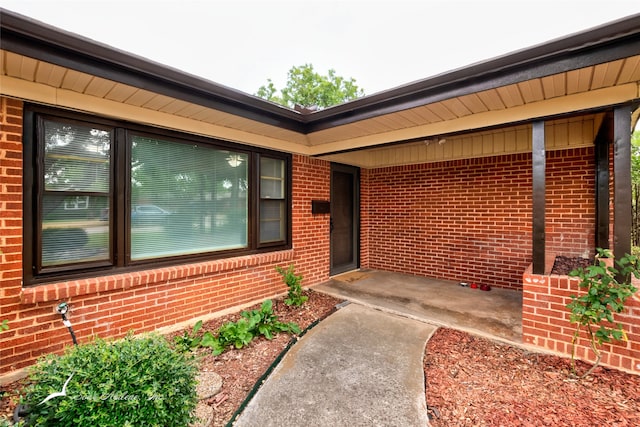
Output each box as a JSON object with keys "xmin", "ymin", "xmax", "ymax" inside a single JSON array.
[{"xmin": 567, "ymin": 248, "xmax": 639, "ymax": 378}]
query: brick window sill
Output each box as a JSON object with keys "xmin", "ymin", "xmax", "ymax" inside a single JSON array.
[{"xmin": 21, "ymin": 250, "xmax": 294, "ymax": 304}]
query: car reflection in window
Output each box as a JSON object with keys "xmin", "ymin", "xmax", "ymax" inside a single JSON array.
[{"xmin": 131, "ymin": 205, "xmax": 172, "ymax": 225}]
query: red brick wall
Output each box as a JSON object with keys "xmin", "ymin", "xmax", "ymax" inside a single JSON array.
[
  {"xmin": 1, "ymin": 97, "xmax": 26, "ymax": 376},
  {"xmin": 365, "ymin": 148, "xmax": 595, "ymax": 290},
  {"xmin": 290, "ymin": 155, "xmax": 331, "ymax": 284},
  {"xmin": 523, "ymin": 267, "xmax": 640, "ymax": 374},
  {"xmin": 546, "ymin": 149, "xmax": 596, "ymax": 257},
  {"xmin": 0, "ymin": 98, "xmax": 332, "ymax": 378}
]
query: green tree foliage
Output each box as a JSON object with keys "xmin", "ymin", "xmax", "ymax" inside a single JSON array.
[{"xmin": 256, "ymin": 64, "xmax": 365, "ymax": 109}]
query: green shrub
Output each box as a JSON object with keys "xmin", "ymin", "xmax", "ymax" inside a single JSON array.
[
  {"xmin": 276, "ymin": 264, "xmax": 308, "ymax": 307},
  {"xmin": 21, "ymin": 333, "xmax": 198, "ymax": 426},
  {"xmin": 0, "ymin": 417, "xmax": 16, "ymax": 427}
]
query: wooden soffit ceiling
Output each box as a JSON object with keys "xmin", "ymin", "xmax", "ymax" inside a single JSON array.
[
  {"xmin": 1, "ymin": 9, "xmax": 640, "ymax": 159},
  {"xmin": 306, "ymin": 56, "xmax": 640, "ymax": 155}
]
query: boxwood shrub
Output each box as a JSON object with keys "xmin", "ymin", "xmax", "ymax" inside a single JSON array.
[{"xmin": 21, "ymin": 333, "xmax": 198, "ymax": 426}]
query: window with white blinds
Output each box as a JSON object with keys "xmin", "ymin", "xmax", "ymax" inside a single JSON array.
[
  {"xmin": 26, "ymin": 108, "xmax": 290, "ymax": 284},
  {"xmin": 130, "ymin": 135, "xmax": 249, "ymax": 260}
]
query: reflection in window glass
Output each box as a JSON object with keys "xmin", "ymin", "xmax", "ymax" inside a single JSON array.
[
  {"xmin": 259, "ymin": 200, "xmax": 285, "ymax": 243},
  {"xmin": 130, "ymin": 136, "xmax": 248, "ymax": 260},
  {"xmin": 42, "ymin": 194, "xmax": 110, "ymax": 266},
  {"xmin": 259, "ymin": 157, "xmax": 285, "ymax": 199},
  {"xmin": 44, "ymin": 120, "xmax": 110, "ymax": 192},
  {"xmin": 259, "ymin": 157, "xmax": 286, "ymax": 243},
  {"xmin": 41, "ymin": 120, "xmax": 111, "ymax": 267}
]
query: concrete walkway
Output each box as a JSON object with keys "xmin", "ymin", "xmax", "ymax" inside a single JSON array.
[
  {"xmin": 232, "ymin": 270, "xmax": 523, "ymax": 426},
  {"xmin": 233, "ymin": 304, "xmax": 436, "ymax": 427}
]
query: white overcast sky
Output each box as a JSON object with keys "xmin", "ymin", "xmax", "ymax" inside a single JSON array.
[{"xmin": 1, "ymin": 0, "xmax": 640, "ymax": 96}]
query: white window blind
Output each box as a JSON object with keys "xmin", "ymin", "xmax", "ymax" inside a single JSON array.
[{"xmin": 130, "ymin": 136, "xmax": 248, "ymax": 260}]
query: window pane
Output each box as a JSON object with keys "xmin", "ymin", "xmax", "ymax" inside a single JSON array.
[
  {"xmin": 260, "ymin": 157, "xmax": 284, "ymax": 199},
  {"xmin": 130, "ymin": 136, "xmax": 248, "ymax": 260},
  {"xmin": 260, "ymin": 200, "xmax": 285, "ymax": 243},
  {"xmin": 42, "ymin": 194, "xmax": 110, "ymax": 266},
  {"xmin": 43, "ymin": 120, "xmax": 110, "ymax": 192},
  {"xmin": 259, "ymin": 157, "xmax": 286, "ymax": 244}
]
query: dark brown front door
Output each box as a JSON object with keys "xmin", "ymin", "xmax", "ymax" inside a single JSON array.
[{"xmin": 330, "ymin": 163, "xmax": 359, "ymax": 275}]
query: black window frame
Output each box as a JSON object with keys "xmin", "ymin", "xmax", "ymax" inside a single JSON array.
[{"xmin": 23, "ymin": 105, "xmax": 292, "ymax": 286}]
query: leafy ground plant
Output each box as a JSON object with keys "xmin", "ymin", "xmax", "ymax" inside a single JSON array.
[
  {"xmin": 567, "ymin": 248, "xmax": 639, "ymax": 378},
  {"xmin": 21, "ymin": 333, "xmax": 198, "ymax": 426},
  {"xmin": 174, "ymin": 319, "xmax": 203, "ymax": 352},
  {"xmin": 201, "ymin": 300, "xmax": 301, "ymax": 355},
  {"xmin": 276, "ymin": 264, "xmax": 308, "ymax": 307}
]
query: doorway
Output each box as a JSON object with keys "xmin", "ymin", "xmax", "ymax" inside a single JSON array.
[{"xmin": 330, "ymin": 163, "xmax": 360, "ymax": 275}]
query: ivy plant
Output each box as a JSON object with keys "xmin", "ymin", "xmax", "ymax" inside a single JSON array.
[
  {"xmin": 276, "ymin": 264, "xmax": 308, "ymax": 307},
  {"xmin": 567, "ymin": 248, "xmax": 639, "ymax": 378}
]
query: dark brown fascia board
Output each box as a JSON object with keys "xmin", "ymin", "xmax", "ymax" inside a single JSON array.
[
  {"xmin": 1, "ymin": 8, "xmax": 640, "ymax": 135},
  {"xmin": 305, "ymin": 13, "xmax": 640, "ymax": 132},
  {"xmin": 0, "ymin": 8, "xmax": 307, "ymax": 133}
]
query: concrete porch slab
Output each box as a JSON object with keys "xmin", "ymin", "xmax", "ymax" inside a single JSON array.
[{"xmin": 314, "ymin": 269, "xmax": 523, "ymax": 344}]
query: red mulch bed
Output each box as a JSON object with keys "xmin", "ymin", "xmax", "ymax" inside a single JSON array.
[
  {"xmin": 550, "ymin": 255, "xmax": 593, "ymax": 275},
  {"xmin": 425, "ymin": 328, "xmax": 640, "ymax": 426},
  {"xmin": 2, "ymin": 289, "xmax": 639, "ymax": 426}
]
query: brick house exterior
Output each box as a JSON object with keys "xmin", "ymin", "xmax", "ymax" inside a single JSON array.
[
  {"xmin": 1, "ymin": 10, "xmax": 640, "ymax": 379},
  {"xmin": 1, "ymin": 99, "xmax": 333, "ymax": 375}
]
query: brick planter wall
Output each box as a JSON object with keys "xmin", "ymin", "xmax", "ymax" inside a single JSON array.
[
  {"xmin": 523, "ymin": 265, "xmax": 640, "ymax": 374},
  {"xmin": 0, "ymin": 98, "xmax": 331, "ymax": 378},
  {"xmin": 365, "ymin": 149, "xmax": 595, "ymax": 290}
]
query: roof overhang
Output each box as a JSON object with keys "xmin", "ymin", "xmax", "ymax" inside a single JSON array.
[{"xmin": 1, "ymin": 8, "xmax": 639, "ymax": 165}]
